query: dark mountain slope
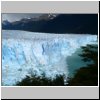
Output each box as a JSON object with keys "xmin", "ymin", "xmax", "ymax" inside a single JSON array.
[{"xmin": 2, "ymin": 14, "xmax": 98, "ymax": 34}]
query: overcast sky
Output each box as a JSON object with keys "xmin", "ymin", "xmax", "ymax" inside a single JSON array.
[{"xmin": 2, "ymin": 14, "xmax": 42, "ymax": 22}]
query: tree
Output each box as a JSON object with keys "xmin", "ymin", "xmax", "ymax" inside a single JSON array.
[
  {"xmin": 67, "ymin": 44, "xmax": 98, "ymax": 86},
  {"xmin": 16, "ymin": 73, "xmax": 65, "ymax": 86}
]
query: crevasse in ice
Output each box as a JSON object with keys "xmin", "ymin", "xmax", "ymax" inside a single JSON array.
[{"xmin": 2, "ymin": 30, "xmax": 97, "ymax": 85}]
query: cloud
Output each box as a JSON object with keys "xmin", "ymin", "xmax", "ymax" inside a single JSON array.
[{"xmin": 2, "ymin": 14, "xmax": 42, "ymax": 22}]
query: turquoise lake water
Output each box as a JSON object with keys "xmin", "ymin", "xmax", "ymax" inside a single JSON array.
[{"xmin": 67, "ymin": 47, "xmax": 92, "ymax": 77}]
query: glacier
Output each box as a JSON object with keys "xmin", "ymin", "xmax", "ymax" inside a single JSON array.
[{"xmin": 2, "ymin": 30, "xmax": 97, "ymax": 86}]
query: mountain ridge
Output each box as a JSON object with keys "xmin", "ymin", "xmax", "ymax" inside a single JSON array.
[{"xmin": 2, "ymin": 14, "xmax": 98, "ymax": 34}]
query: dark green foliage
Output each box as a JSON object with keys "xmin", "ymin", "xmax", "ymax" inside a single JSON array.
[
  {"xmin": 67, "ymin": 65, "xmax": 98, "ymax": 86},
  {"xmin": 67, "ymin": 44, "xmax": 98, "ymax": 86},
  {"xmin": 16, "ymin": 74, "xmax": 65, "ymax": 86},
  {"xmin": 79, "ymin": 44, "xmax": 98, "ymax": 64}
]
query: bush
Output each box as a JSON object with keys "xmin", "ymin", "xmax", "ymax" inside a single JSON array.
[
  {"xmin": 67, "ymin": 44, "xmax": 98, "ymax": 86},
  {"xmin": 16, "ymin": 74, "xmax": 65, "ymax": 86}
]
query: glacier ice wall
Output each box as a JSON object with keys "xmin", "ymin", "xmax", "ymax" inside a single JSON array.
[{"xmin": 2, "ymin": 30, "xmax": 97, "ymax": 86}]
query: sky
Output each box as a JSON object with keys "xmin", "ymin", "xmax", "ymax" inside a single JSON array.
[{"xmin": 2, "ymin": 14, "xmax": 42, "ymax": 22}]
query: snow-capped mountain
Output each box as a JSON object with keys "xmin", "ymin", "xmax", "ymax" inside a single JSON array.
[
  {"xmin": 38, "ymin": 14, "xmax": 58, "ymax": 20},
  {"xmin": 2, "ymin": 20, "xmax": 11, "ymax": 26},
  {"xmin": 2, "ymin": 30, "xmax": 97, "ymax": 86},
  {"xmin": 2, "ymin": 14, "xmax": 98, "ymax": 34}
]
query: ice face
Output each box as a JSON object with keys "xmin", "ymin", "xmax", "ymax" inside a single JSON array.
[{"xmin": 2, "ymin": 30, "xmax": 97, "ymax": 86}]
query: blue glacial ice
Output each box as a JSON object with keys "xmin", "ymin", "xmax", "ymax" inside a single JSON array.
[{"xmin": 2, "ymin": 30, "xmax": 97, "ymax": 86}]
